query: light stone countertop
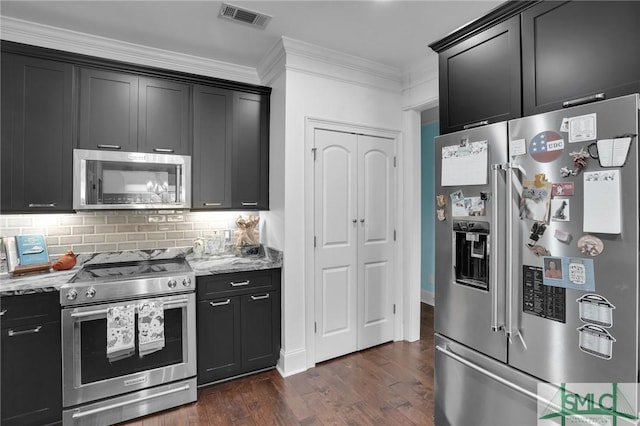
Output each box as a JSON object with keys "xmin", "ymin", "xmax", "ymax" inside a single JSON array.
[{"xmin": 0, "ymin": 246, "xmax": 282, "ymax": 296}]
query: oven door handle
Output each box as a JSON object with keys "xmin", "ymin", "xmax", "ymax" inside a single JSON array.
[
  {"xmin": 71, "ymin": 383, "xmax": 191, "ymax": 419},
  {"xmin": 69, "ymin": 297, "xmax": 191, "ymax": 318}
]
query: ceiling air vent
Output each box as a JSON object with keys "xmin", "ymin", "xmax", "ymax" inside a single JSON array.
[{"xmin": 219, "ymin": 3, "xmax": 272, "ymax": 29}]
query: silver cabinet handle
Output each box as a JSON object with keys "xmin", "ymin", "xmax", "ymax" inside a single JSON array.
[
  {"xmin": 562, "ymin": 93, "xmax": 605, "ymax": 108},
  {"xmin": 28, "ymin": 203, "xmax": 56, "ymax": 208},
  {"xmin": 241, "ymin": 202, "xmax": 258, "ymax": 207},
  {"xmin": 209, "ymin": 299, "xmax": 231, "ymax": 307},
  {"xmin": 96, "ymin": 144, "xmax": 121, "ymax": 150},
  {"xmin": 203, "ymin": 202, "xmax": 222, "ymax": 206},
  {"xmin": 0, "ymin": 309, "xmax": 7, "ymax": 316},
  {"xmin": 250, "ymin": 294, "xmax": 269, "ymax": 301},
  {"xmin": 8, "ymin": 326, "xmax": 42, "ymax": 337},
  {"xmin": 352, "ymin": 219, "xmax": 357, "ymax": 224},
  {"xmin": 153, "ymin": 148, "xmax": 175, "ymax": 153},
  {"xmin": 463, "ymin": 120, "xmax": 489, "ymax": 130},
  {"xmin": 230, "ymin": 280, "xmax": 250, "ymax": 287},
  {"xmin": 360, "ymin": 219, "xmax": 365, "ymax": 223},
  {"xmin": 72, "ymin": 384, "xmax": 190, "ymax": 419}
]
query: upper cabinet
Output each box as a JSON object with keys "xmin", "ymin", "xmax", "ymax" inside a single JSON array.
[
  {"xmin": 430, "ymin": 0, "xmax": 640, "ymax": 134},
  {"xmin": 79, "ymin": 68, "xmax": 190, "ymax": 154},
  {"xmin": 232, "ymin": 92, "xmax": 269, "ymax": 210},
  {"xmin": 192, "ymin": 85, "xmax": 233, "ymax": 210},
  {"xmin": 1, "ymin": 53, "xmax": 74, "ymax": 213},
  {"xmin": 521, "ymin": 1, "xmax": 640, "ymax": 115},
  {"xmin": 436, "ymin": 16, "xmax": 522, "ymax": 134}
]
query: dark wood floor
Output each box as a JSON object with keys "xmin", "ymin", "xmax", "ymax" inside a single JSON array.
[{"xmin": 124, "ymin": 303, "xmax": 435, "ymax": 425}]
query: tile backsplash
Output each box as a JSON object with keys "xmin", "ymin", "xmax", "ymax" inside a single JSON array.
[{"xmin": 0, "ymin": 211, "xmax": 257, "ymax": 257}]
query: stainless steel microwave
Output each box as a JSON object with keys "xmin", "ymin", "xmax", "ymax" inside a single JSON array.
[{"xmin": 73, "ymin": 149, "xmax": 191, "ymax": 210}]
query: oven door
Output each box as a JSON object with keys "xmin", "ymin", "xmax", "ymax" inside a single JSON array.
[{"xmin": 61, "ymin": 293, "xmax": 196, "ymax": 407}]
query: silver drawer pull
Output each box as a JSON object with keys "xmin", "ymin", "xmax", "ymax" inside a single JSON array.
[
  {"xmin": 210, "ymin": 299, "xmax": 231, "ymax": 307},
  {"xmin": 97, "ymin": 144, "xmax": 121, "ymax": 150},
  {"xmin": 203, "ymin": 202, "xmax": 222, "ymax": 206},
  {"xmin": 0, "ymin": 309, "xmax": 7, "ymax": 316},
  {"xmin": 153, "ymin": 148, "xmax": 175, "ymax": 153},
  {"xmin": 28, "ymin": 203, "xmax": 56, "ymax": 208},
  {"xmin": 241, "ymin": 202, "xmax": 258, "ymax": 207},
  {"xmin": 231, "ymin": 280, "xmax": 250, "ymax": 287},
  {"xmin": 250, "ymin": 294, "xmax": 269, "ymax": 301},
  {"xmin": 8, "ymin": 326, "xmax": 42, "ymax": 337}
]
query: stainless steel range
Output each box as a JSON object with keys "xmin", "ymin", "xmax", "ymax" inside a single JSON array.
[{"xmin": 60, "ymin": 257, "xmax": 197, "ymax": 425}]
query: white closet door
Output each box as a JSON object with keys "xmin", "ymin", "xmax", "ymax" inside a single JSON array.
[
  {"xmin": 357, "ymin": 135, "xmax": 395, "ymax": 350},
  {"xmin": 314, "ymin": 129, "xmax": 358, "ymax": 363}
]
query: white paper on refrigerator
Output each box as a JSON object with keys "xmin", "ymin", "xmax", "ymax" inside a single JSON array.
[
  {"xmin": 583, "ymin": 170, "xmax": 621, "ymax": 234},
  {"xmin": 441, "ymin": 141, "xmax": 488, "ymax": 186}
]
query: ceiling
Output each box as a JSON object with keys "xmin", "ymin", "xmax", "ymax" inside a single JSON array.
[{"xmin": 0, "ymin": 1, "xmax": 502, "ymax": 74}]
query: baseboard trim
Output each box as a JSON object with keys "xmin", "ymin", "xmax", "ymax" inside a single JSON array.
[
  {"xmin": 421, "ymin": 289, "xmax": 435, "ymax": 306},
  {"xmin": 276, "ymin": 347, "xmax": 308, "ymax": 378}
]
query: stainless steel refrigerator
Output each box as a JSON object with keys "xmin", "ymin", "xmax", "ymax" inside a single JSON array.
[{"xmin": 434, "ymin": 94, "xmax": 639, "ymax": 425}]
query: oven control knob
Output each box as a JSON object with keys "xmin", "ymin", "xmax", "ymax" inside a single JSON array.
[
  {"xmin": 66, "ymin": 289, "xmax": 78, "ymax": 301},
  {"xmin": 85, "ymin": 287, "xmax": 96, "ymax": 299},
  {"xmin": 183, "ymin": 278, "xmax": 192, "ymax": 287},
  {"xmin": 168, "ymin": 279, "xmax": 177, "ymax": 289}
]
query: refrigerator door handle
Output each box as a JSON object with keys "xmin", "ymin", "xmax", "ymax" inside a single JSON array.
[
  {"xmin": 435, "ymin": 344, "xmax": 563, "ymax": 411},
  {"xmin": 490, "ymin": 164, "xmax": 505, "ymax": 332},
  {"xmin": 505, "ymin": 163, "xmax": 518, "ymax": 340}
]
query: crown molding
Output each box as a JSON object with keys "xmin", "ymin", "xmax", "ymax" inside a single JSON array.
[
  {"xmin": 263, "ymin": 36, "xmax": 403, "ymax": 93},
  {"xmin": 0, "ymin": 16, "xmax": 261, "ymax": 85}
]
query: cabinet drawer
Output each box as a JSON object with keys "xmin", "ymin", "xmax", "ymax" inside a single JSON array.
[
  {"xmin": 0, "ymin": 291, "xmax": 60, "ymax": 328},
  {"xmin": 197, "ymin": 270, "xmax": 277, "ymax": 299}
]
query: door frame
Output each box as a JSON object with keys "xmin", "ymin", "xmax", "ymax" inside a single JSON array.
[{"xmin": 304, "ymin": 117, "xmax": 403, "ymax": 369}]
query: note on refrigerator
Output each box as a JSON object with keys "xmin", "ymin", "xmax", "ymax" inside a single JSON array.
[
  {"xmin": 441, "ymin": 141, "xmax": 488, "ymax": 186},
  {"xmin": 583, "ymin": 170, "xmax": 621, "ymax": 234}
]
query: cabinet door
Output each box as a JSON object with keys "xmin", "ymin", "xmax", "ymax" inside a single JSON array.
[
  {"xmin": 1, "ymin": 53, "xmax": 74, "ymax": 212},
  {"xmin": 438, "ymin": 16, "xmax": 521, "ymax": 134},
  {"xmin": 241, "ymin": 291, "xmax": 280, "ymax": 371},
  {"xmin": 197, "ymin": 297, "xmax": 242, "ymax": 384},
  {"xmin": 231, "ymin": 92, "xmax": 269, "ymax": 210},
  {"xmin": 138, "ymin": 77, "xmax": 190, "ymax": 155},
  {"xmin": 522, "ymin": 1, "xmax": 640, "ymax": 115},
  {"xmin": 192, "ymin": 85, "xmax": 233, "ymax": 209},
  {"xmin": 1, "ymin": 321, "xmax": 62, "ymax": 425},
  {"xmin": 78, "ymin": 68, "xmax": 138, "ymax": 151}
]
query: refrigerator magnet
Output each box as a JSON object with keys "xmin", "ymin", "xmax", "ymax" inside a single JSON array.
[
  {"xmin": 577, "ymin": 324, "xmax": 615, "ymax": 360},
  {"xmin": 436, "ymin": 209, "xmax": 446, "ymax": 222},
  {"xmin": 553, "ymin": 229, "xmax": 573, "ymax": 244},
  {"xmin": 568, "ymin": 113, "xmax": 597, "ymax": 143},
  {"xmin": 551, "ymin": 199, "xmax": 570, "ymax": 221},
  {"xmin": 560, "ymin": 118, "xmax": 570, "ymax": 132},
  {"xmin": 551, "ymin": 182, "xmax": 574, "ymax": 196},
  {"xmin": 449, "ymin": 190, "xmax": 464, "ymax": 203},
  {"xmin": 436, "ymin": 194, "xmax": 447, "ymax": 208},
  {"xmin": 510, "ymin": 138, "xmax": 527, "ymax": 157},
  {"xmin": 542, "ymin": 256, "xmax": 595, "ymax": 291},
  {"xmin": 577, "ymin": 294, "xmax": 615, "ymax": 328},
  {"xmin": 577, "ymin": 234, "xmax": 604, "ymax": 257},
  {"xmin": 528, "ymin": 131, "xmax": 564, "ymax": 163}
]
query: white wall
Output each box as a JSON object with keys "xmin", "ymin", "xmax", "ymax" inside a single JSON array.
[{"xmin": 270, "ymin": 45, "xmax": 406, "ymax": 376}]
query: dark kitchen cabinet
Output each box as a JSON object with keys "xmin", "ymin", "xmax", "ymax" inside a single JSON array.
[
  {"xmin": 522, "ymin": 1, "xmax": 640, "ymax": 115},
  {"xmin": 0, "ymin": 291, "xmax": 62, "ymax": 426},
  {"xmin": 1, "ymin": 53, "xmax": 74, "ymax": 213},
  {"xmin": 79, "ymin": 68, "xmax": 190, "ymax": 154},
  {"xmin": 232, "ymin": 92, "xmax": 269, "ymax": 210},
  {"xmin": 78, "ymin": 68, "xmax": 138, "ymax": 152},
  {"xmin": 138, "ymin": 76, "xmax": 190, "ymax": 155},
  {"xmin": 192, "ymin": 85, "xmax": 233, "ymax": 210},
  {"xmin": 435, "ymin": 15, "xmax": 522, "ymax": 134},
  {"xmin": 197, "ymin": 268, "xmax": 281, "ymax": 385}
]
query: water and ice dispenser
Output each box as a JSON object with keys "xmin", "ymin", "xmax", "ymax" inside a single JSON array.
[{"xmin": 453, "ymin": 221, "xmax": 490, "ymax": 291}]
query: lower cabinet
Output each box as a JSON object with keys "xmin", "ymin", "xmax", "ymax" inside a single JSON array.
[
  {"xmin": 197, "ymin": 269, "xmax": 281, "ymax": 385},
  {"xmin": 0, "ymin": 291, "xmax": 62, "ymax": 425}
]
